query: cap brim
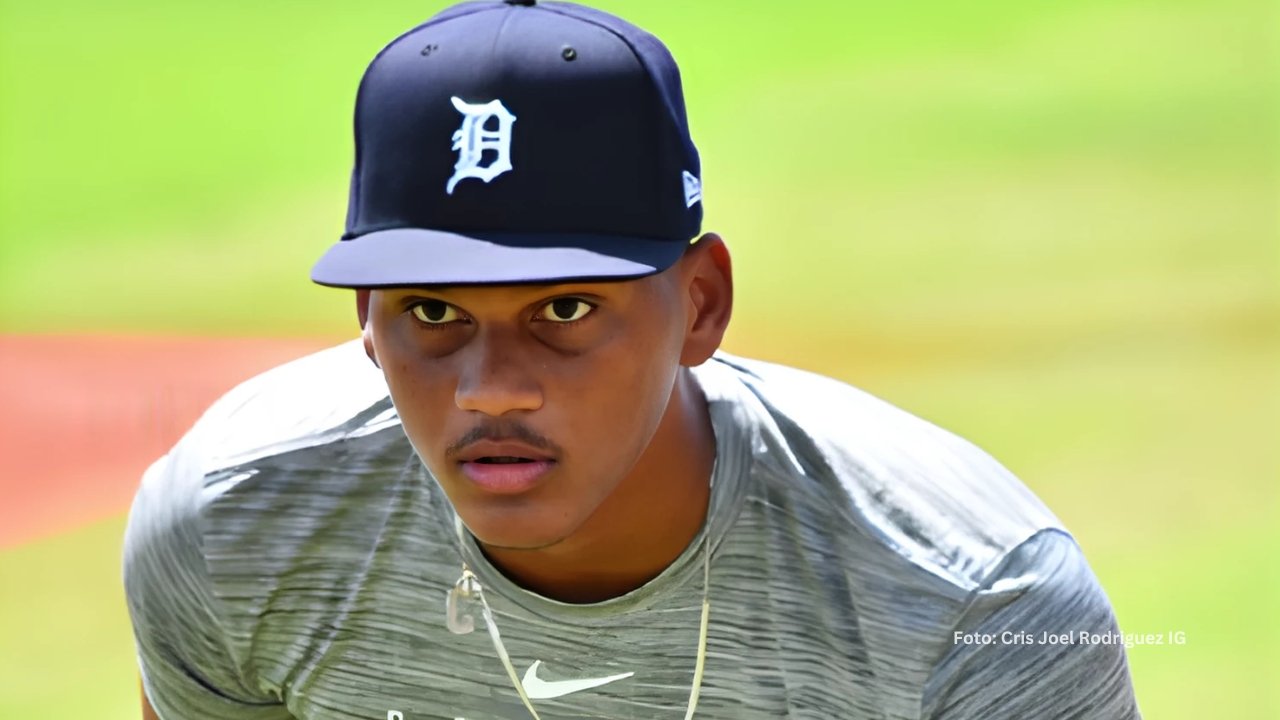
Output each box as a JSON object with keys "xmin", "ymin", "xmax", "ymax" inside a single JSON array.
[{"xmin": 310, "ymin": 228, "xmax": 688, "ymax": 288}]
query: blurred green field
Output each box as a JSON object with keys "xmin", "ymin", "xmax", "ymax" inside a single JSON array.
[{"xmin": 1, "ymin": 0, "xmax": 1277, "ymax": 718}]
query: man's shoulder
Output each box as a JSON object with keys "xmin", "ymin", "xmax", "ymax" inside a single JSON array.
[
  {"xmin": 124, "ymin": 338, "xmax": 412, "ymax": 611},
  {"xmin": 124, "ymin": 338, "xmax": 401, "ymax": 565},
  {"xmin": 123, "ymin": 340, "xmax": 419, "ymax": 709},
  {"xmin": 702, "ymin": 350, "xmax": 1065, "ymax": 590},
  {"xmin": 184, "ymin": 338, "xmax": 397, "ymax": 475}
]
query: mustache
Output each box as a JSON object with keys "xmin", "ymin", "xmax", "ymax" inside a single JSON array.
[{"xmin": 445, "ymin": 421, "xmax": 560, "ymax": 460}]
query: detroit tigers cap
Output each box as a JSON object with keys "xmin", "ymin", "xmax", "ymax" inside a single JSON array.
[{"xmin": 309, "ymin": 0, "xmax": 703, "ymax": 288}]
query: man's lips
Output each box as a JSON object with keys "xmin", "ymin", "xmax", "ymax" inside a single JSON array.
[
  {"xmin": 459, "ymin": 458, "xmax": 556, "ymax": 494},
  {"xmin": 454, "ymin": 439, "xmax": 557, "ymax": 494}
]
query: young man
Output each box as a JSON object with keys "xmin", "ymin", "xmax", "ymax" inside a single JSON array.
[{"xmin": 123, "ymin": 1, "xmax": 1143, "ymax": 718}]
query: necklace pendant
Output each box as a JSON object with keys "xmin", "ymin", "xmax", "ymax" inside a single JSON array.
[{"xmin": 446, "ymin": 568, "xmax": 483, "ymax": 635}]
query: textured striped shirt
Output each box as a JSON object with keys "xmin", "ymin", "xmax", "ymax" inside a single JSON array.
[{"xmin": 122, "ymin": 341, "xmax": 1142, "ymax": 719}]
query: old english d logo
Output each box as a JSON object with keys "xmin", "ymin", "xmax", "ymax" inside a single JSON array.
[{"xmin": 446, "ymin": 96, "xmax": 517, "ymax": 195}]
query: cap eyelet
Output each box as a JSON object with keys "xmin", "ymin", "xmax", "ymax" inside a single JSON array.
[{"xmin": 561, "ymin": 45, "xmax": 577, "ymax": 61}]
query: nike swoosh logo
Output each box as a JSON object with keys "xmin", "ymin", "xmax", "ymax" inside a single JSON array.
[{"xmin": 520, "ymin": 660, "xmax": 634, "ymax": 700}]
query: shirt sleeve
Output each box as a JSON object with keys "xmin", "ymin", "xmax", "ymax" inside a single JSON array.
[
  {"xmin": 921, "ymin": 528, "xmax": 1143, "ymax": 720},
  {"xmin": 122, "ymin": 439, "xmax": 294, "ymax": 720}
]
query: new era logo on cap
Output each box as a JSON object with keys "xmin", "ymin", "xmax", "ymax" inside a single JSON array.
[
  {"xmin": 310, "ymin": 0, "xmax": 704, "ymax": 288},
  {"xmin": 682, "ymin": 171, "xmax": 702, "ymax": 208}
]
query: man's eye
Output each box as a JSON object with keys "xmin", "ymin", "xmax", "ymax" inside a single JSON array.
[
  {"xmin": 411, "ymin": 300, "xmax": 464, "ymax": 325},
  {"xmin": 539, "ymin": 298, "xmax": 595, "ymax": 323}
]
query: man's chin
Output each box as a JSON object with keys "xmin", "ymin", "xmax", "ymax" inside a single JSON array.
[{"xmin": 459, "ymin": 508, "xmax": 578, "ymax": 552}]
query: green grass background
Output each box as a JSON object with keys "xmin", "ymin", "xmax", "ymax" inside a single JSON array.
[{"xmin": 1, "ymin": 0, "xmax": 1276, "ymax": 717}]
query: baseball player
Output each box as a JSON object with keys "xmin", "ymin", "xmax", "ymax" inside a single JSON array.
[{"xmin": 123, "ymin": 1, "xmax": 1143, "ymax": 718}]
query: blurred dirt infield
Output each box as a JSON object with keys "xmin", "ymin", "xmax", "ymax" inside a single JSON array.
[{"xmin": 0, "ymin": 334, "xmax": 338, "ymax": 548}]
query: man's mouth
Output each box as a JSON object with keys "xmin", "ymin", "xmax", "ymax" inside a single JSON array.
[{"xmin": 460, "ymin": 456, "xmax": 556, "ymax": 493}]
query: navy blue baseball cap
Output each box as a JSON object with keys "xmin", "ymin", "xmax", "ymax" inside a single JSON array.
[{"xmin": 310, "ymin": 0, "xmax": 704, "ymax": 288}]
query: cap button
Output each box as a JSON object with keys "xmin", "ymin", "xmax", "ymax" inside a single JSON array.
[{"xmin": 504, "ymin": 0, "xmax": 536, "ymax": 5}]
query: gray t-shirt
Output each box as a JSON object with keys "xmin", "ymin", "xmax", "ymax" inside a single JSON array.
[{"xmin": 123, "ymin": 341, "xmax": 1141, "ymax": 719}]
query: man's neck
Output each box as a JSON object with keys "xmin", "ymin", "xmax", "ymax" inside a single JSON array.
[{"xmin": 477, "ymin": 367, "xmax": 717, "ymax": 603}]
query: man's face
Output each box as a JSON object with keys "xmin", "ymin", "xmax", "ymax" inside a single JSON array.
[{"xmin": 364, "ymin": 270, "xmax": 690, "ymax": 550}]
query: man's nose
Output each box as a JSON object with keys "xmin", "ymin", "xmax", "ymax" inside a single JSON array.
[{"xmin": 454, "ymin": 330, "xmax": 544, "ymax": 416}]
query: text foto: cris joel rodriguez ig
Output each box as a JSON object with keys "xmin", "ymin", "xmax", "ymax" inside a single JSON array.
[{"xmin": 954, "ymin": 630, "xmax": 1188, "ymax": 649}]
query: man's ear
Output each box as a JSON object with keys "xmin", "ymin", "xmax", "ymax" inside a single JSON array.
[
  {"xmin": 356, "ymin": 289, "xmax": 371, "ymax": 329},
  {"xmin": 678, "ymin": 232, "xmax": 733, "ymax": 367},
  {"xmin": 355, "ymin": 290, "xmax": 380, "ymax": 369}
]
